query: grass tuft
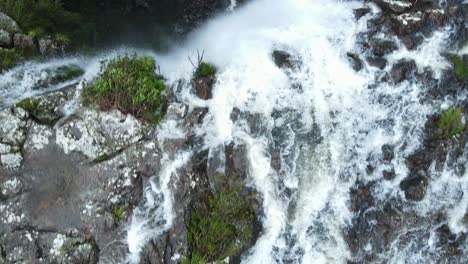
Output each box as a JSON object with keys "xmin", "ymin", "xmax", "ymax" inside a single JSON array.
[
  {"xmin": 187, "ymin": 175, "xmax": 255, "ymax": 262},
  {"xmin": 81, "ymin": 54, "xmax": 167, "ymax": 123},
  {"xmin": 436, "ymin": 106, "xmax": 465, "ymax": 139},
  {"xmin": 196, "ymin": 62, "xmax": 216, "ymax": 78}
]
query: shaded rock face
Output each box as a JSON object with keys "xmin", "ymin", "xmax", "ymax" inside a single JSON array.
[
  {"xmin": 0, "ymin": 86, "xmax": 161, "ymax": 263},
  {"xmin": 0, "ymin": 12, "xmax": 20, "ymax": 33}
]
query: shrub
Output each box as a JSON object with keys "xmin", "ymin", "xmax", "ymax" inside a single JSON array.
[
  {"xmin": 436, "ymin": 106, "xmax": 465, "ymax": 139},
  {"xmin": 81, "ymin": 54, "xmax": 167, "ymax": 122},
  {"xmin": 187, "ymin": 175, "xmax": 255, "ymax": 262},
  {"xmin": 451, "ymin": 55, "xmax": 468, "ymax": 81},
  {"xmin": 196, "ymin": 62, "xmax": 216, "ymax": 78}
]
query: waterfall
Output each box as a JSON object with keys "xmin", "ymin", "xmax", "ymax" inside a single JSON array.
[{"xmin": 1, "ymin": 0, "xmax": 466, "ymax": 263}]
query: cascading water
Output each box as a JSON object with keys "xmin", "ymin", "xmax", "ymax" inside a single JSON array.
[{"xmin": 0, "ymin": 0, "xmax": 466, "ymax": 263}]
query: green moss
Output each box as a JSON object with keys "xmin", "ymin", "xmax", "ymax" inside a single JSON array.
[
  {"xmin": 81, "ymin": 54, "xmax": 167, "ymax": 123},
  {"xmin": 451, "ymin": 55, "xmax": 468, "ymax": 81},
  {"xmin": 187, "ymin": 175, "xmax": 255, "ymax": 262},
  {"xmin": 0, "ymin": 0, "xmax": 80, "ymax": 40},
  {"xmin": 196, "ymin": 62, "xmax": 216, "ymax": 78},
  {"xmin": 436, "ymin": 106, "xmax": 465, "ymax": 139},
  {"xmin": 16, "ymin": 97, "xmax": 41, "ymax": 113}
]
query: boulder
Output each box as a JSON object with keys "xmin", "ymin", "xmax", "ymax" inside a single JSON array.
[
  {"xmin": 13, "ymin": 33, "xmax": 37, "ymax": 51},
  {"xmin": 194, "ymin": 76, "xmax": 214, "ymax": 100},
  {"xmin": 0, "ymin": 12, "xmax": 20, "ymax": 33},
  {"xmin": 390, "ymin": 59, "xmax": 417, "ymax": 83},
  {"xmin": 399, "ymin": 172, "xmax": 428, "ymax": 201},
  {"xmin": 0, "ymin": 107, "xmax": 29, "ymax": 169},
  {"xmin": 38, "ymin": 37, "xmax": 63, "ymax": 55},
  {"xmin": 0, "ymin": 29, "xmax": 12, "ymax": 48}
]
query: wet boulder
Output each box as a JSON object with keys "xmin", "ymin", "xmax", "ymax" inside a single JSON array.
[
  {"xmin": 370, "ymin": 38, "xmax": 398, "ymax": 57},
  {"xmin": 272, "ymin": 50, "xmax": 297, "ymax": 69},
  {"xmin": 194, "ymin": 76, "xmax": 215, "ymax": 100},
  {"xmin": 347, "ymin": 52, "xmax": 364, "ymax": 71},
  {"xmin": 353, "ymin": 8, "xmax": 371, "ymax": 20},
  {"xmin": 399, "ymin": 172, "xmax": 428, "ymax": 201},
  {"xmin": 390, "ymin": 59, "xmax": 417, "ymax": 83}
]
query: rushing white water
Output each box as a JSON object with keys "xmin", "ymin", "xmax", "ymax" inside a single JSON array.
[{"xmin": 1, "ymin": 0, "xmax": 466, "ymax": 263}]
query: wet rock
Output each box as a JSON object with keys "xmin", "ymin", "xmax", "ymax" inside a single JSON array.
[
  {"xmin": 0, "ymin": 29, "xmax": 12, "ymax": 48},
  {"xmin": 382, "ymin": 168, "xmax": 396, "ymax": 180},
  {"xmin": 392, "ymin": 12, "xmax": 426, "ymax": 35},
  {"xmin": 390, "ymin": 59, "xmax": 417, "ymax": 83},
  {"xmin": 370, "ymin": 38, "xmax": 398, "ymax": 57},
  {"xmin": 272, "ymin": 50, "xmax": 295, "ymax": 69},
  {"xmin": 194, "ymin": 76, "xmax": 214, "ymax": 100},
  {"xmin": 366, "ymin": 56, "xmax": 388, "ymax": 69},
  {"xmin": 13, "ymin": 34, "xmax": 37, "ymax": 51},
  {"xmin": 381, "ymin": 144, "xmax": 395, "ymax": 163},
  {"xmin": 399, "ymin": 172, "xmax": 428, "ymax": 201},
  {"xmin": 349, "ymin": 184, "xmax": 374, "ymax": 212},
  {"xmin": 30, "ymin": 64, "xmax": 84, "ymax": 90},
  {"xmin": 0, "ymin": 13, "xmax": 20, "ymax": 33},
  {"xmin": 354, "ymin": 8, "xmax": 371, "ymax": 20},
  {"xmin": 374, "ymin": 0, "xmax": 413, "ymax": 14},
  {"xmin": 347, "ymin": 52, "xmax": 364, "ymax": 71},
  {"xmin": 166, "ymin": 103, "xmax": 188, "ymax": 119}
]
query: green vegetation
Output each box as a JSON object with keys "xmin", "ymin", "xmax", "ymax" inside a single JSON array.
[
  {"xmin": 436, "ymin": 106, "xmax": 465, "ymax": 139},
  {"xmin": 181, "ymin": 253, "xmax": 207, "ymax": 264},
  {"xmin": 187, "ymin": 175, "xmax": 255, "ymax": 262},
  {"xmin": 0, "ymin": 0, "xmax": 81, "ymax": 42},
  {"xmin": 111, "ymin": 204, "xmax": 127, "ymax": 222},
  {"xmin": 81, "ymin": 54, "xmax": 167, "ymax": 122},
  {"xmin": 0, "ymin": 48, "xmax": 36, "ymax": 71},
  {"xmin": 451, "ymin": 55, "xmax": 468, "ymax": 81},
  {"xmin": 196, "ymin": 62, "xmax": 216, "ymax": 78},
  {"xmin": 16, "ymin": 97, "xmax": 41, "ymax": 113}
]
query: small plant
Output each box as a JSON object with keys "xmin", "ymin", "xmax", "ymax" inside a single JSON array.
[
  {"xmin": 181, "ymin": 253, "xmax": 207, "ymax": 264},
  {"xmin": 111, "ymin": 204, "xmax": 127, "ymax": 221},
  {"xmin": 16, "ymin": 97, "xmax": 41, "ymax": 113},
  {"xmin": 81, "ymin": 54, "xmax": 167, "ymax": 122},
  {"xmin": 451, "ymin": 55, "xmax": 468, "ymax": 81},
  {"xmin": 187, "ymin": 175, "xmax": 255, "ymax": 262},
  {"xmin": 188, "ymin": 50, "xmax": 217, "ymax": 78},
  {"xmin": 54, "ymin": 33, "xmax": 71, "ymax": 46},
  {"xmin": 436, "ymin": 106, "xmax": 465, "ymax": 139}
]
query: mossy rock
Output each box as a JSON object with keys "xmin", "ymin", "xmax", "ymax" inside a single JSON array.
[
  {"xmin": 186, "ymin": 175, "xmax": 256, "ymax": 262},
  {"xmin": 436, "ymin": 106, "xmax": 465, "ymax": 139},
  {"xmin": 81, "ymin": 54, "xmax": 167, "ymax": 123}
]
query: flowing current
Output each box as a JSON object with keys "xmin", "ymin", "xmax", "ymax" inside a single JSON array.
[{"xmin": 1, "ymin": 0, "xmax": 467, "ymax": 263}]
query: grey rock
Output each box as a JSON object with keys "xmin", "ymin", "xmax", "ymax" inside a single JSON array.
[
  {"xmin": 0, "ymin": 29, "xmax": 12, "ymax": 48},
  {"xmin": 0, "ymin": 12, "xmax": 20, "ymax": 33},
  {"xmin": 0, "ymin": 107, "xmax": 29, "ymax": 169},
  {"xmin": 13, "ymin": 33, "xmax": 37, "ymax": 51},
  {"xmin": 38, "ymin": 37, "xmax": 63, "ymax": 55}
]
